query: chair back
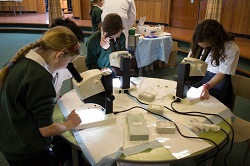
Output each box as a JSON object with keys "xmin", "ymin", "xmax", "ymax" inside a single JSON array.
[
  {"xmin": 230, "ymin": 74, "xmax": 250, "ymax": 166},
  {"xmin": 231, "ymin": 74, "xmax": 250, "ymax": 109},
  {"xmin": 72, "ymin": 55, "xmax": 88, "ymax": 73}
]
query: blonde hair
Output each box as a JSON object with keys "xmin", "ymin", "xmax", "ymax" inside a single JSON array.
[{"xmin": 0, "ymin": 26, "xmax": 79, "ymax": 90}]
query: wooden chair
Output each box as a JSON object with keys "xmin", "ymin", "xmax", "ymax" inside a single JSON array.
[
  {"xmin": 12, "ymin": 0, "xmax": 24, "ymax": 15},
  {"xmin": 230, "ymin": 74, "xmax": 250, "ymax": 166},
  {"xmin": 231, "ymin": 74, "xmax": 250, "ymax": 110},
  {"xmin": 0, "ymin": 2, "xmax": 11, "ymax": 15}
]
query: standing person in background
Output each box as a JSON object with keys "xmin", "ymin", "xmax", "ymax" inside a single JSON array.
[
  {"xmin": 90, "ymin": 0, "xmax": 104, "ymax": 32},
  {"xmin": 101, "ymin": 0, "xmax": 136, "ymax": 48},
  {"xmin": 189, "ymin": 19, "xmax": 240, "ymax": 108},
  {"xmin": 0, "ymin": 26, "xmax": 82, "ymax": 166}
]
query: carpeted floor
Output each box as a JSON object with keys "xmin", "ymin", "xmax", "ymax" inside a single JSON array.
[{"xmin": 0, "ymin": 32, "xmax": 250, "ymax": 166}]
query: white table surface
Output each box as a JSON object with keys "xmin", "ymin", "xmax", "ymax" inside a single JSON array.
[{"xmin": 56, "ymin": 77, "xmax": 233, "ymax": 166}]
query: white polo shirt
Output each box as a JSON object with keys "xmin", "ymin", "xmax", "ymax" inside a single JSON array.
[{"xmin": 188, "ymin": 41, "xmax": 240, "ymax": 75}]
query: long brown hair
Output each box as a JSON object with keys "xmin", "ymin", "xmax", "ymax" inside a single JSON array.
[
  {"xmin": 0, "ymin": 26, "xmax": 79, "ymax": 90},
  {"xmin": 190, "ymin": 19, "xmax": 235, "ymax": 66}
]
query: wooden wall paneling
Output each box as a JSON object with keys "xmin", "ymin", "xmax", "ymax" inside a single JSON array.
[
  {"xmin": 221, "ymin": 0, "xmax": 237, "ymax": 33},
  {"xmin": 60, "ymin": 0, "xmax": 68, "ymax": 9},
  {"xmin": 134, "ymin": 0, "xmax": 170, "ymax": 24},
  {"xmin": 22, "ymin": 0, "xmax": 37, "ymax": 12},
  {"xmin": 72, "ymin": 0, "xmax": 81, "ymax": 18},
  {"xmin": 3, "ymin": 0, "xmax": 37, "ymax": 12},
  {"xmin": 161, "ymin": 0, "xmax": 171, "ymax": 24},
  {"xmin": 81, "ymin": 0, "xmax": 90, "ymax": 20},
  {"xmin": 198, "ymin": 0, "xmax": 207, "ymax": 24},
  {"xmin": 170, "ymin": 0, "xmax": 200, "ymax": 29},
  {"xmin": 221, "ymin": 0, "xmax": 250, "ymax": 35},
  {"xmin": 232, "ymin": 0, "xmax": 250, "ymax": 35},
  {"xmin": 36, "ymin": 0, "xmax": 46, "ymax": 13}
]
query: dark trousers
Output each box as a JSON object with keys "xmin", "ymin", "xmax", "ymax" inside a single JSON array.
[
  {"xmin": 51, "ymin": 135, "xmax": 71, "ymax": 165},
  {"xmin": 7, "ymin": 148, "xmax": 57, "ymax": 166}
]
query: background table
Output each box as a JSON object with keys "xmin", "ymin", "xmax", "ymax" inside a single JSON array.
[
  {"xmin": 55, "ymin": 77, "xmax": 232, "ymax": 166},
  {"xmin": 0, "ymin": 0, "xmax": 22, "ymax": 16},
  {"xmin": 135, "ymin": 35, "xmax": 173, "ymax": 76}
]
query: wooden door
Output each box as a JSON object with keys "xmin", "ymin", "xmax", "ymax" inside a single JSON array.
[
  {"xmin": 37, "ymin": 0, "xmax": 46, "ymax": 13},
  {"xmin": 81, "ymin": 0, "xmax": 90, "ymax": 20},
  {"xmin": 72, "ymin": 0, "xmax": 81, "ymax": 18},
  {"xmin": 221, "ymin": 0, "xmax": 250, "ymax": 35},
  {"xmin": 170, "ymin": 0, "xmax": 207, "ymax": 30}
]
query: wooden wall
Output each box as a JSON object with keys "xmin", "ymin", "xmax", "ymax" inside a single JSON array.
[
  {"xmin": 72, "ymin": 0, "xmax": 81, "ymax": 18},
  {"xmin": 4, "ymin": 0, "xmax": 248, "ymax": 35},
  {"xmin": 221, "ymin": 0, "xmax": 250, "ymax": 35},
  {"xmin": 36, "ymin": 0, "xmax": 46, "ymax": 13},
  {"xmin": 134, "ymin": 0, "xmax": 249, "ymax": 35},
  {"xmin": 2, "ymin": 0, "xmax": 36, "ymax": 12},
  {"xmin": 72, "ymin": 0, "xmax": 90, "ymax": 19},
  {"xmin": 134, "ymin": 0, "xmax": 171, "ymax": 24}
]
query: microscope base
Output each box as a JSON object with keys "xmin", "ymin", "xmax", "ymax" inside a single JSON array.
[
  {"xmin": 172, "ymin": 93, "xmax": 201, "ymax": 105},
  {"xmin": 74, "ymin": 109, "xmax": 116, "ymax": 130},
  {"xmin": 113, "ymin": 78, "xmax": 137, "ymax": 93},
  {"xmin": 180, "ymin": 97, "xmax": 201, "ymax": 105},
  {"xmin": 173, "ymin": 86, "xmax": 202, "ymax": 105}
]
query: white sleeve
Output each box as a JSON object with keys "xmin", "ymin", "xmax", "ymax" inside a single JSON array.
[
  {"xmin": 127, "ymin": 0, "xmax": 136, "ymax": 29},
  {"xmin": 188, "ymin": 50, "xmax": 192, "ymax": 57},
  {"xmin": 219, "ymin": 41, "xmax": 240, "ymax": 75}
]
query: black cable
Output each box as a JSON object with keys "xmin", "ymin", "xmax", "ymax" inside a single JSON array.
[
  {"xmin": 170, "ymin": 100, "xmax": 219, "ymax": 166},
  {"xmin": 170, "ymin": 100, "xmax": 234, "ymax": 166},
  {"xmin": 122, "ymin": 91, "xmax": 222, "ymax": 165},
  {"xmin": 127, "ymin": 91, "xmax": 234, "ymax": 165},
  {"xmin": 114, "ymin": 104, "xmax": 218, "ymax": 149},
  {"xmin": 113, "ymin": 106, "xmax": 144, "ymax": 115}
]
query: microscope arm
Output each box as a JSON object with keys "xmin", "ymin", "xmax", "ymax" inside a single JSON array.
[{"xmin": 67, "ymin": 63, "xmax": 114, "ymax": 114}]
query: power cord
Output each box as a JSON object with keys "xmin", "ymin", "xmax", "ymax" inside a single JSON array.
[
  {"xmin": 170, "ymin": 100, "xmax": 234, "ymax": 166},
  {"xmin": 118, "ymin": 91, "xmax": 225, "ymax": 165}
]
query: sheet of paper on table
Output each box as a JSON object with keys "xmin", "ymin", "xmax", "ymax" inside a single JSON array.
[{"xmin": 57, "ymin": 80, "xmax": 228, "ymax": 165}]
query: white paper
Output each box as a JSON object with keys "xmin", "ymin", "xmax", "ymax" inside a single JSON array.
[{"xmin": 57, "ymin": 78, "xmax": 232, "ymax": 165}]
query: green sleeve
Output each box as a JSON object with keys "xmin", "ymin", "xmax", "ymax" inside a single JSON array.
[
  {"xmin": 120, "ymin": 33, "xmax": 126, "ymax": 51},
  {"xmin": 94, "ymin": 9, "xmax": 102, "ymax": 25},
  {"xmin": 86, "ymin": 32, "xmax": 102, "ymax": 69},
  {"xmin": 24, "ymin": 62, "xmax": 55, "ymax": 128}
]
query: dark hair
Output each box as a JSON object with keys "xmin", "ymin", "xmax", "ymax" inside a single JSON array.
[
  {"xmin": 191, "ymin": 19, "xmax": 235, "ymax": 66},
  {"xmin": 100, "ymin": 13, "xmax": 123, "ymax": 38},
  {"xmin": 50, "ymin": 18, "xmax": 84, "ymax": 42}
]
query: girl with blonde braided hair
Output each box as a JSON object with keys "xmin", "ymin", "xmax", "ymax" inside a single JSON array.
[{"xmin": 0, "ymin": 26, "xmax": 82, "ymax": 166}]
